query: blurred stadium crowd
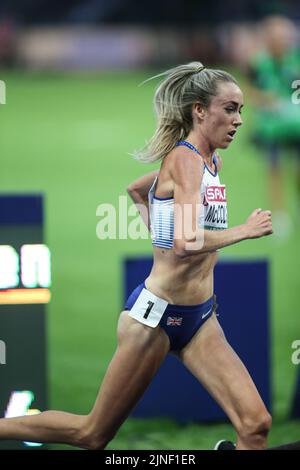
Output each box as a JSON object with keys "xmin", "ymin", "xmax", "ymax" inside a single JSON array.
[
  {"xmin": 0, "ymin": 0, "xmax": 299, "ymax": 69},
  {"xmin": 0, "ymin": 0, "xmax": 299, "ymax": 25}
]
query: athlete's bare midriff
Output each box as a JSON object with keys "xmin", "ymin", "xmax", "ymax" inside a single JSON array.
[{"xmin": 145, "ymin": 246, "xmax": 218, "ymax": 305}]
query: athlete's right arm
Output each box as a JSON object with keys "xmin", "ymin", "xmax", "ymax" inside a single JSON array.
[{"xmin": 172, "ymin": 151, "xmax": 273, "ymax": 258}]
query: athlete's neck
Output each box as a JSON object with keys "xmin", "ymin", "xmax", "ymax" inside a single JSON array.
[{"xmin": 184, "ymin": 132, "xmax": 215, "ymax": 167}]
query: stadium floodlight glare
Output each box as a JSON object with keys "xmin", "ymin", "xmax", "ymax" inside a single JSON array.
[{"xmin": 4, "ymin": 391, "xmax": 43, "ymax": 447}]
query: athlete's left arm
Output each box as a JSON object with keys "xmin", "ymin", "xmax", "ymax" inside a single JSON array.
[{"xmin": 127, "ymin": 170, "xmax": 159, "ymax": 229}]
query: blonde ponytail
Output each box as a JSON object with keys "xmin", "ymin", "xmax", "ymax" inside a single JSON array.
[{"xmin": 133, "ymin": 61, "xmax": 237, "ymax": 163}]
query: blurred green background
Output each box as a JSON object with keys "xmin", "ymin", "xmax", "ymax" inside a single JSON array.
[{"xmin": 1, "ymin": 70, "xmax": 299, "ymax": 449}]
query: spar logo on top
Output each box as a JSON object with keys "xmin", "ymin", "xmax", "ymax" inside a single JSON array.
[{"xmin": 203, "ymin": 185, "xmax": 228, "ymax": 229}]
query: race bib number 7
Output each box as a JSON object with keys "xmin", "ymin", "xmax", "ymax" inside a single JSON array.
[{"xmin": 128, "ymin": 288, "xmax": 168, "ymax": 328}]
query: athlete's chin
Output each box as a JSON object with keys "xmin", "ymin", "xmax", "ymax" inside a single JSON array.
[{"xmin": 218, "ymin": 141, "xmax": 231, "ymax": 149}]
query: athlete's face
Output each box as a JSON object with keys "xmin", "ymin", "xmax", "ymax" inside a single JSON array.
[{"xmin": 199, "ymin": 82, "xmax": 244, "ymax": 150}]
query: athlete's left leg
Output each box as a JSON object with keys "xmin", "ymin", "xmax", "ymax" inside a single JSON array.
[{"xmin": 176, "ymin": 314, "xmax": 272, "ymax": 450}]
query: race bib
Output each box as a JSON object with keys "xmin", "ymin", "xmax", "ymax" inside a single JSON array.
[{"xmin": 128, "ymin": 288, "xmax": 168, "ymax": 328}]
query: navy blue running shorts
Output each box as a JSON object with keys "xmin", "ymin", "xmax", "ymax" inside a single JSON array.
[{"xmin": 124, "ymin": 281, "xmax": 216, "ymax": 351}]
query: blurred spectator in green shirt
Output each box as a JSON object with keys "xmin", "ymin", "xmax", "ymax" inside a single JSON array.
[{"xmin": 248, "ymin": 15, "xmax": 300, "ymax": 238}]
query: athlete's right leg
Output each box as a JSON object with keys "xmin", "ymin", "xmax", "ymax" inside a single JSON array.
[
  {"xmin": 0, "ymin": 311, "xmax": 170, "ymax": 449},
  {"xmin": 176, "ymin": 314, "xmax": 272, "ymax": 450}
]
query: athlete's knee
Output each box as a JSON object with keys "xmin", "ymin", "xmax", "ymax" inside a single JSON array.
[
  {"xmin": 77, "ymin": 416, "xmax": 115, "ymax": 450},
  {"xmin": 80, "ymin": 431, "xmax": 112, "ymax": 451},
  {"xmin": 238, "ymin": 409, "xmax": 272, "ymax": 445}
]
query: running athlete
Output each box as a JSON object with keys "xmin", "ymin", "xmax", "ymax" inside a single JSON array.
[{"xmin": 0, "ymin": 62, "xmax": 273, "ymax": 450}]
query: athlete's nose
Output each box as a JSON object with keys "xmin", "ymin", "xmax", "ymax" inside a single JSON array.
[{"xmin": 233, "ymin": 112, "xmax": 243, "ymax": 127}]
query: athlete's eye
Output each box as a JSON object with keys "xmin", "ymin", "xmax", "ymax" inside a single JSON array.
[{"xmin": 225, "ymin": 107, "xmax": 242, "ymax": 115}]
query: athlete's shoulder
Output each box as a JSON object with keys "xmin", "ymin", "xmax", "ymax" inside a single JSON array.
[
  {"xmin": 167, "ymin": 144, "xmax": 204, "ymax": 167},
  {"xmin": 165, "ymin": 147, "xmax": 203, "ymax": 191}
]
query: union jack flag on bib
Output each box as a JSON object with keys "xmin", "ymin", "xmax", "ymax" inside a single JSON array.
[{"xmin": 166, "ymin": 316, "xmax": 182, "ymax": 326}]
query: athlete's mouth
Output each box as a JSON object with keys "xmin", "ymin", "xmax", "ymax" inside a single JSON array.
[{"xmin": 227, "ymin": 130, "xmax": 237, "ymax": 141}]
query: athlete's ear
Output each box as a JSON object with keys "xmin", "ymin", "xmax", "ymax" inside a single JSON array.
[{"xmin": 193, "ymin": 101, "xmax": 206, "ymax": 120}]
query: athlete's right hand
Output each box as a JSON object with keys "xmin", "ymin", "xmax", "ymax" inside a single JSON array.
[{"xmin": 244, "ymin": 208, "xmax": 273, "ymax": 239}]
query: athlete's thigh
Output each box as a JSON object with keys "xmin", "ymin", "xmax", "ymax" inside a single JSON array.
[
  {"xmin": 177, "ymin": 313, "xmax": 268, "ymax": 430},
  {"xmin": 87, "ymin": 311, "xmax": 170, "ymax": 437}
]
